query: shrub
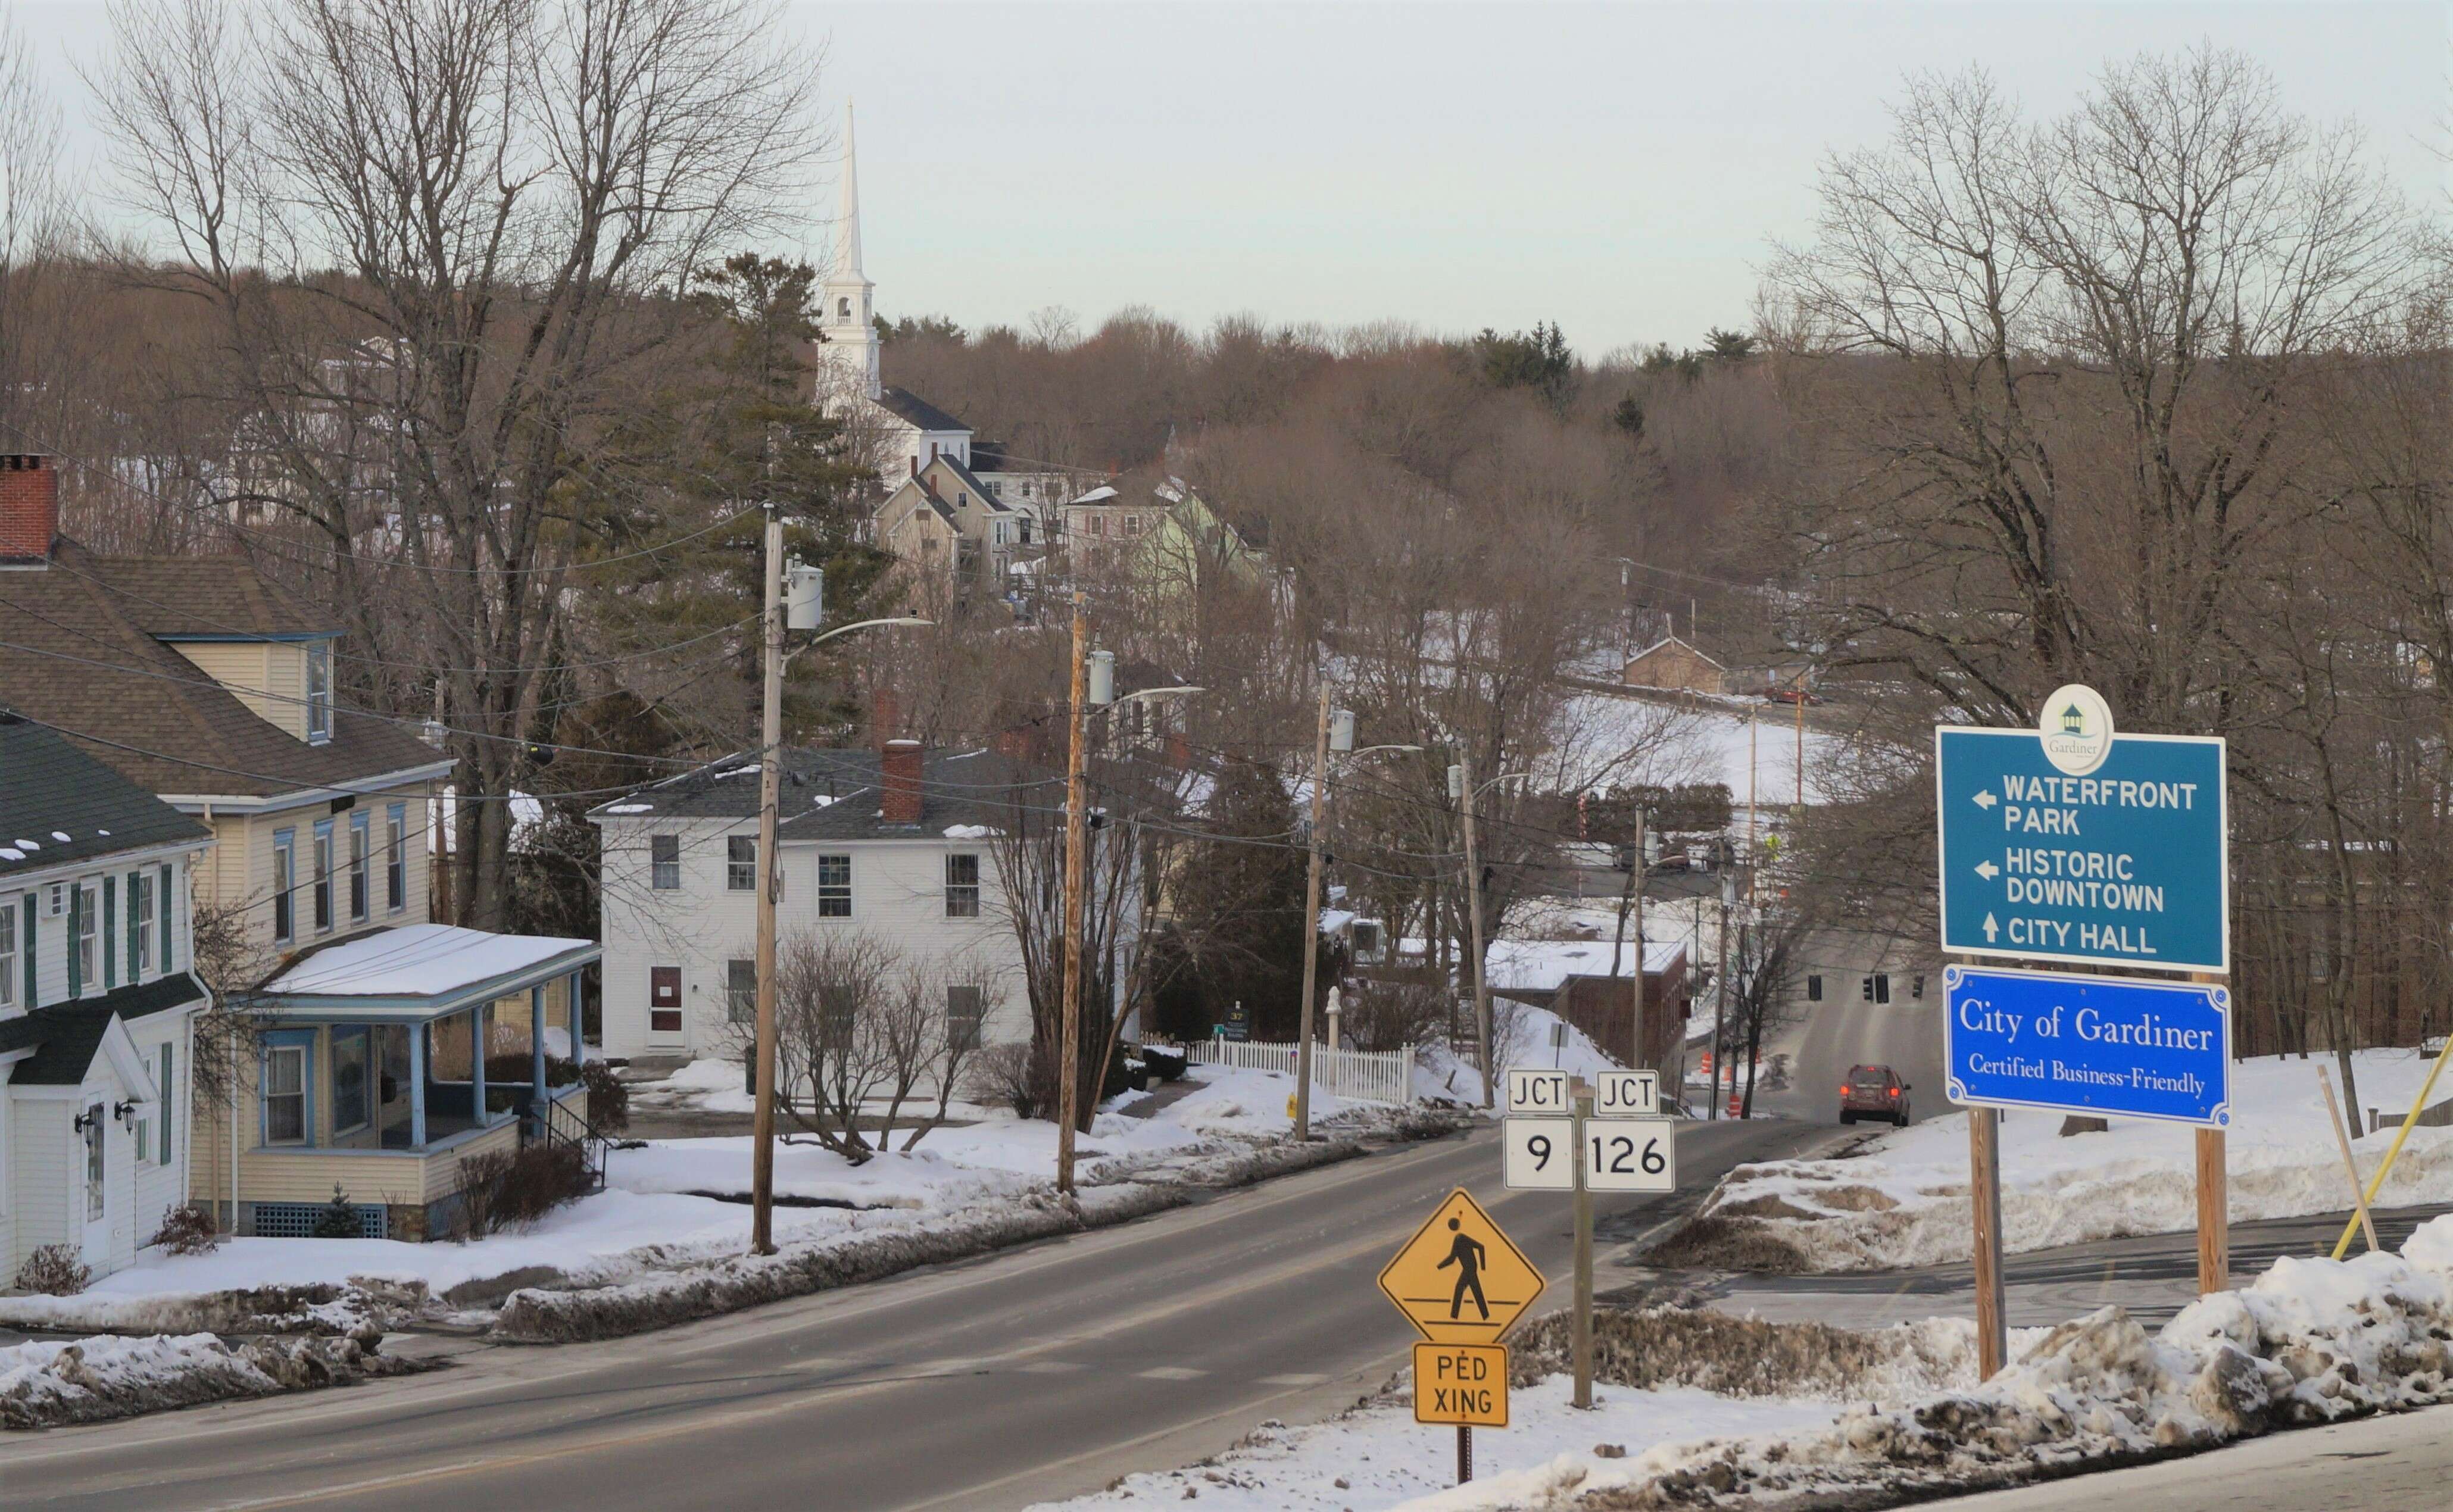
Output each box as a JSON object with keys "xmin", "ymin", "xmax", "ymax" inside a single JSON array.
[
  {"xmin": 456, "ymin": 1143, "xmax": 590, "ymax": 1238},
  {"xmin": 1140, "ymin": 1045, "xmax": 1189, "ymax": 1083},
  {"xmin": 967, "ymin": 1040, "xmax": 1056, "ymax": 1120},
  {"xmin": 577, "ymin": 1060, "xmax": 629, "ymax": 1132},
  {"xmin": 15, "ymin": 1243, "xmax": 92, "ymax": 1296},
  {"xmin": 148, "ymin": 1202, "xmax": 223, "ymax": 1256},
  {"xmin": 310, "ymin": 1185, "xmax": 364, "ymax": 1239}
]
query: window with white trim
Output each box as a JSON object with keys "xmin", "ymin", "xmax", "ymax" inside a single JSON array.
[
  {"xmin": 273, "ymin": 830, "xmax": 295, "ymax": 943},
  {"xmin": 947, "ymin": 984, "xmax": 984, "ymax": 1051},
  {"xmin": 305, "ymin": 642, "xmax": 333, "ymax": 743},
  {"xmin": 727, "ymin": 958, "xmax": 756, "ymax": 1023},
  {"xmin": 944, "ymin": 853, "xmax": 981, "ymax": 918},
  {"xmin": 349, "ymin": 811, "xmax": 370, "ymax": 922},
  {"xmin": 651, "ymin": 834, "xmax": 681, "ymax": 890},
  {"xmin": 0, "ymin": 899, "xmax": 14, "ymax": 1008},
  {"xmin": 313, "ymin": 820, "xmax": 334, "ymax": 933},
  {"xmin": 817, "ymin": 854, "xmax": 851, "ymax": 917},
  {"xmin": 728, "ymin": 835, "xmax": 756, "ymax": 892},
  {"xmin": 74, "ymin": 879, "xmax": 98, "ymax": 992},
  {"xmin": 386, "ymin": 804, "xmax": 407, "ymax": 911},
  {"xmin": 132, "ymin": 870, "xmax": 154, "ymax": 976}
]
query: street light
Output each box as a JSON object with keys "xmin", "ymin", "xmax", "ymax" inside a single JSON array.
[{"xmin": 750, "ymin": 550, "xmax": 930, "ymax": 1255}]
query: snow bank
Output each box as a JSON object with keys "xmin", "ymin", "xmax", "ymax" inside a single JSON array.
[
  {"xmin": 1665, "ymin": 1047, "xmax": 2453, "ymax": 1272},
  {"xmin": 1393, "ymin": 1219, "xmax": 2453, "ymax": 1510},
  {"xmin": 0, "ymin": 1332, "xmax": 404, "ymax": 1430}
]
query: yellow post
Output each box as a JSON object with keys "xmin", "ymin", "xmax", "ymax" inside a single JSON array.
[{"xmin": 2329, "ymin": 1034, "xmax": 2453, "ymax": 1261}]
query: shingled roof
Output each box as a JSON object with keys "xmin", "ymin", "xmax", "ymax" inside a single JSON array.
[
  {"xmin": 591, "ymin": 746, "xmax": 1061, "ymax": 839},
  {"xmin": 0, "ymin": 716, "xmax": 210, "ymax": 878},
  {"xmin": 3, "ymin": 973, "xmax": 207, "ymax": 1085},
  {"xmin": 0, "ymin": 538, "xmax": 451, "ymax": 799},
  {"xmin": 875, "ymin": 386, "xmax": 970, "ymax": 436}
]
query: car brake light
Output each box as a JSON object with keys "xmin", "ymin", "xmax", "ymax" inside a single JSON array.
[
  {"xmin": 1840, "ymin": 1084, "xmax": 1851, "ymax": 1095},
  {"xmin": 1887, "ymin": 1088, "xmax": 1899, "ymax": 1098}
]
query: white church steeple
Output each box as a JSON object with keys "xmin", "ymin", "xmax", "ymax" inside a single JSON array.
[{"xmin": 817, "ymin": 101, "xmax": 881, "ymax": 403}]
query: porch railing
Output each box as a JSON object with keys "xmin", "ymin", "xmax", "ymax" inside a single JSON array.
[
  {"xmin": 529, "ymin": 1086, "xmax": 610, "ymax": 1193},
  {"xmin": 1179, "ymin": 1037, "xmax": 1413, "ymax": 1107}
]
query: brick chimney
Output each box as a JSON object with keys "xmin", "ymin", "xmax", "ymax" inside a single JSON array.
[
  {"xmin": 881, "ymin": 738, "xmax": 923, "ymax": 826},
  {"xmin": 1166, "ymin": 732, "xmax": 1192, "ymax": 770},
  {"xmin": 0, "ymin": 455, "xmax": 58, "ymax": 564},
  {"xmin": 869, "ymin": 685, "xmax": 903, "ymax": 751}
]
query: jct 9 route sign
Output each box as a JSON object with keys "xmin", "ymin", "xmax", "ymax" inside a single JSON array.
[{"xmin": 1936, "ymin": 708, "xmax": 2227, "ymax": 973}]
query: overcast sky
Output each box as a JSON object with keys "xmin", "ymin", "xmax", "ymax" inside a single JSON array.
[{"xmin": 17, "ymin": 1, "xmax": 2450, "ymax": 355}]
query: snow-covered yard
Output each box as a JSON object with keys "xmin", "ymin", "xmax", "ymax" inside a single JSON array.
[
  {"xmin": 1412, "ymin": 1003, "xmax": 1625, "ymax": 1106},
  {"xmin": 1665, "ymin": 1048, "xmax": 2453, "ymax": 1273},
  {"xmin": 1, "ymin": 1063, "xmax": 1409, "ymax": 1342},
  {"xmin": 1046, "ymin": 1216, "xmax": 2453, "ymax": 1511}
]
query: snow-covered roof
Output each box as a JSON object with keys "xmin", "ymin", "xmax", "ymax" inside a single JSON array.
[
  {"xmin": 1481, "ymin": 938, "xmax": 1686, "ymax": 993},
  {"xmin": 1318, "ymin": 908, "xmax": 1359, "ymax": 936},
  {"xmin": 265, "ymin": 924, "xmax": 597, "ymax": 999}
]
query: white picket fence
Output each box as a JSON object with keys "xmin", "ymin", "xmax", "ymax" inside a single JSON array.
[{"xmin": 1181, "ymin": 1037, "xmax": 1413, "ymax": 1107}]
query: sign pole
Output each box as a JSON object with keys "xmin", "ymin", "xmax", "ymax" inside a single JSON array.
[
  {"xmin": 1572, "ymin": 1088, "xmax": 1594, "ymax": 1409},
  {"xmin": 1458, "ymin": 1425, "xmax": 1471, "ymax": 1484},
  {"xmin": 2192, "ymin": 969, "xmax": 2228, "ymax": 1294},
  {"xmin": 1968, "ymin": 1098, "xmax": 2007, "ymax": 1380}
]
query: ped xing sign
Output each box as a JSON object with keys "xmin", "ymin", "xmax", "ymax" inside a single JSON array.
[
  {"xmin": 1936, "ymin": 696, "xmax": 2227, "ymax": 972},
  {"xmin": 1414, "ymin": 1342, "xmax": 1508, "ymax": 1427},
  {"xmin": 1944, "ymin": 964, "xmax": 2232, "ymax": 1127}
]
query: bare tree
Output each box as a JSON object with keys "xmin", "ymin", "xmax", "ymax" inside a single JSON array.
[
  {"xmin": 750, "ymin": 928, "xmax": 901, "ymax": 1162},
  {"xmin": 95, "ymin": 0, "xmax": 825, "ymax": 927}
]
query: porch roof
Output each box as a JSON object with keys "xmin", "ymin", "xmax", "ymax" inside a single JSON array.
[{"xmin": 258, "ymin": 924, "xmax": 597, "ymax": 1021}]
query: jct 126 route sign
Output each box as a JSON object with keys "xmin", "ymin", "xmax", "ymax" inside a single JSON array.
[{"xmin": 1936, "ymin": 686, "xmax": 2227, "ymax": 973}]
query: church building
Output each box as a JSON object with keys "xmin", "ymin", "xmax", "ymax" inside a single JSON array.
[{"xmin": 814, "ymin": 106, "xmax": 1091, "ymax": 594}]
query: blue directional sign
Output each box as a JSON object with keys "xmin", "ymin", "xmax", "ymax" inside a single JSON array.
[
  {"xmin": 1936, "ymin": 726, "xmax": 2227, "ymax": 972},
  {"xmin": 1943, "ymin": 965, "xmax": 2231, "ymax": 1126}
]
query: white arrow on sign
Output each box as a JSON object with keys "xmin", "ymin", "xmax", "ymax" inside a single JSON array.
[
  {"xmin": 1983, "ymin": 913, "xmax": 2001, "ymax": 942},
  {"xmin": 1975, "ymin": 860, "xmax": 1999, "ymax": 880},
  {"xmin": 1973, "ymin": 790, "xmax": 1998, "ymax": 810}
]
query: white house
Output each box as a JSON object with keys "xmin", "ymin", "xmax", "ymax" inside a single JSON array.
[
  {"xmin": 589, "ymin": 740, "xmax": 1058, "ymax": 1064},
  {"xmin": 0, "ymin": 716, "xmax": 211, "ymax": 1281}
]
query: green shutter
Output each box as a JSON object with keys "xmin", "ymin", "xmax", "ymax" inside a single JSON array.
[
  {"xmin": 65, "ymin": 885, "xmax": 80, "ymax": 997},
  {"xmin": 19, "ymin": 896, "xmax": 31, "ymax": 1007},
  {"xmin": 161, "ymin": 864, "xmax": 174, "ymax": 971},
  {"xmin": 102, "ymin": 875, "xmax": 116, "ymax": 989},
  {"xmin": 127, "ymin": 870, "xmax": 141, "ymax": 981}
]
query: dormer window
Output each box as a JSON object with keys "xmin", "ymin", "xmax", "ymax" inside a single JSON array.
[{"xmin": 306, "ymin": 642, "xmax": 333, "ymax": 743}]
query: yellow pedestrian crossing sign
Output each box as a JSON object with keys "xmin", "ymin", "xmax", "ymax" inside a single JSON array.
[{"xmin": 1377, "ymin": 1188, "xmax": 1546, "ymax": 1344}]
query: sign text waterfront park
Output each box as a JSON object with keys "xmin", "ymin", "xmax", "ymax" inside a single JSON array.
[{"xmin": 1936, "ymin": 724, "xmax": 2228, "ymax": 973}]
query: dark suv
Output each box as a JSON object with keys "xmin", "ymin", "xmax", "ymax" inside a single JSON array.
[{"xmin": 1840, "ymin": 1064, "xmax": 1911, "ymax": 1127}]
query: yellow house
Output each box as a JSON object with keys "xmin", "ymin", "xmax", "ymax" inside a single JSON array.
[{"xmin": 190, "ymin": 924, "xmax": 597, "ymax": 1240}]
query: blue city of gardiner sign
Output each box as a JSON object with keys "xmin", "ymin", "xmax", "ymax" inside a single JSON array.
[
  {"xmin": 1935, "ymin": 726, "xmax": 2229, "ymax": 973},
  {"xmin": 1943, "ymin": 965, "xmax": 2232, "ymax": 1126}
]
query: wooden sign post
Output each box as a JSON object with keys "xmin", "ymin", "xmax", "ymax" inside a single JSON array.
[{"xmin": 1967, "ymin": 1098, "xmax": 2007, "ymax": 1380}]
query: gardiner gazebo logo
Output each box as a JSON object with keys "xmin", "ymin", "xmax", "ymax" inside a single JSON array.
[{"xmin": 2039, "ymin": 683, "xmax": 2114, "ymax": 776}]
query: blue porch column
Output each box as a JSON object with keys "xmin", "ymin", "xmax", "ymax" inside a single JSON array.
[
  {"xmin": 408, "ymin": 1021, "xmax": 427, "ymax": 1147},
  {"xmin": 530, "ymin": 983, "xmax": 548, "ymax": 1110},
  {"xmin": 470, "ymin": 1002, "xmax": 488, "ymax": 1124}
]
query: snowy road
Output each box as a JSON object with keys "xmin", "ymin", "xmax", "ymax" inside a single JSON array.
[
  {"xmin": 1750, "ymin": 989, "xmax": 1952, "ymax": 1126},
  {"xmin": 2, "ymin": 1118, "xmax": 1817, "ymax": 1512}
]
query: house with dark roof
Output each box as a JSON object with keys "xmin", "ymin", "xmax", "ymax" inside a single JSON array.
[
  {"xmin": 586, "ymin": 738, "xmax": 1108, "ymax": 1066},
  {"xmin": 0, "ymin": 714, "xmax": 213, "ymax": 1282},
  {"xmin": 873, "ymin": 453, "xmax": 1033, "ymax": 601},
  {"xmin": 0, "ymin": 454, "xmax": 598, "ymax": 1244},
  {"xmin": 0, "ymin": 456, "xmax": 455, "ymax": 971}
]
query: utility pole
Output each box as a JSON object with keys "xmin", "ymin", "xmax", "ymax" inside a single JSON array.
[
  {"xmin": 1294, "ymin": 682, "xmax": 1331, "ymax": 1140},
  {"xmin": 1055, "ymin": 591, "xmax": 1091, "ymax": 1194},
  {"xmin": 1631, "ymin": 807, "xmax": 1646, "ymax": 1073},
  {"xmin": 1711, "ymin": 871, "xmax": 1730, "ymax": 1121},
  {"xmin": 1459, "ymin": 754, "xmax": 1494, "ymax": 1110},
  {"xmin": 750, "ymin": 502, "xmax": 785, "ymax": 1255}
]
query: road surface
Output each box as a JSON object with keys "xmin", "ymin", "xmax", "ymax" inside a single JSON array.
[
  {"xmin": 7, "ymin": 1117, "xmax": 1820, "ymax": 1512},
  {"xmin": 1750, "ymin": 989, "xmax": 1949, "ymax": 1126},
  {"xmin": 1696, "ymin": 1202, "xmax": 2451, "ymax": 1329}
]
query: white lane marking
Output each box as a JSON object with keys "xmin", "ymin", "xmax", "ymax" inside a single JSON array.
[{"xmin": 1136, "ymin": 1366, "xmax": 1207, "ymax": 1380}]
